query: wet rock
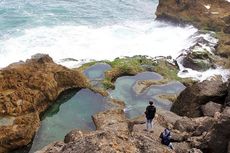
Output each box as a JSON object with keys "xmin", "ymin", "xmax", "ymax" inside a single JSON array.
[
  {"xmin": 201, "ymin": 101, "xmax": 222, "ymax": 117},
  {"xmin": 0, "ymin": 54, "xmax": 89, "ymax": 152},
  {"xmin": 171, "ymin": 76, "xmax": 227, "ymax": 117},
  {"xmin": 156, "ymin": 0, "xmax": 230, "ymax": 65},
  {"xmin": 182, "ymin": 51, "xmax": 215, "ymax": 71}
]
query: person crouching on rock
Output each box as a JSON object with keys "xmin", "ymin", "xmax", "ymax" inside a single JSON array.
[
  {"xmin": 160, "ymin": 128, "xmax": 174, "ymax": 150},
  {"xmin": 145, "ymin": 101, "xmax": 156, "ymax": 132}
]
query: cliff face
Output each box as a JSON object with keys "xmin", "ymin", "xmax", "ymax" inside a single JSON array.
[
  {"xmin": 156, "ymin": 0, "xmax": 230, "ymax": 58},
  {"xmin": 0, "ymin": 54, "xmax": 89, "ymax": 152}
]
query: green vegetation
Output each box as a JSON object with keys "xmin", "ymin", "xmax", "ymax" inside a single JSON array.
[{"xmin": 78, "ymin": 56, "xmax": 196, "ymax": 89}]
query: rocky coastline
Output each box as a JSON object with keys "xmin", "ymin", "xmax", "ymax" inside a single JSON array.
[
  {"xmin": 156, "ymin": 0, "xmax": 230, "ymax": 68},
  {"xmin": 0, "ymin": 54, "xmax": 89, "ymax": 153},
  {"xmin": 0, "ymin": 0, "xmax": 230, "ymax": 153}
]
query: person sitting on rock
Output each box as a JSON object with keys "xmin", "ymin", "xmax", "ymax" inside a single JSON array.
[
  {"xmin": 145, "ymin": 101, "xmax": 156, "ymax": 132},
  {"xmin": 160, "ymin": 128, "xmax": 174, "ymax": 150}
]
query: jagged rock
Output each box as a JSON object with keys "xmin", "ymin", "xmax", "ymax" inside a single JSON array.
[
  {"xmin": 192, "ymin": 117, "xmax": 216, "ymax": 137},
  {"xmin": 0, "ymin": 112, "xmax": 40, "ymax": 153},
  {"xmin": 171, "ymin": 76, "xmax": 227, "ymax": 117},
  {"xmin": 201, "ymin": 101, "xmax": 222, "ymax": 117},
  {"xmin": 36, "ymin": 109, "xmax": 179, "ymax": 153},
  {"xmin": 156, "ymin": 0, "xmax": 230, "ymax": 64},
  {"xmin": 0, "ymin": 54, "xmax": 89, "ymax": 152},
  {"xmin": 182, "ymin": 51, "xmax": 215, "ymax": 71},
  {"xmin": 92, "ymin": 109, "xmax": 128, "ymax": 132},
  {"xmin": 203, "ymin": 115, "xmax": 230, "ymax": 153},
  {"xmin": 174, "ymin": 117, "xmax": 197, "ymax": 132}
]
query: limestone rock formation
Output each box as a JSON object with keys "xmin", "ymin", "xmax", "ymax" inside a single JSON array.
[
  {"xmin": 0, "ymin": 54, "xmax": 89, "ymax": 152},
  {"xmin": 36, "ymin": 108, "xmax": 178, "ymax": 153},
  {"xmin": 156, "ymin": 0, "xmax": 230, "ymax": 62},
  {"xmin": 171, "ymin": 76, "xmax": 227, "ymax": 117}
]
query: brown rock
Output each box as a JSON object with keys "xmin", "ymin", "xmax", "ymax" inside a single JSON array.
[
  {"xmin": 201, "ymin": 101, "xmax": 222, "ymax": 117},
  {"xmin": 0, "ymin": 54, "xmax": 89, "ymax": 152},
  {"xmin": 156, "ymin": 0, "xmax": 230, "ymax": 63},
  {"xmin": 222, "ymin": 106, "xmax": 230, "ymax": 117},
  {"xmin": 0, "ymin": 112, "xmax": 40, "ymax": 151},
  {"xmin": 203, "ymin": 115, "xmax": 230, "ymax": 153},
  {"xmin": 35, "ymin": 141, "xmax": 65, "ymax": 153},
  {"xmin": 187, "ymin": 148, "xmax": 203, "ymax": 153},
  {"xmin": 224, "ymin": 26, "xmax": 230, "ymax": 34},
  {"xmin": 174, "ymin": 117, "xmax": 197, "ymax": 132},
  {"xmin": 171, "ymin": 76, "xmax": 227, "ymax": 117},
  {"xmin": 37, "ymin": 108, "xmax": 176, "ymax": 153}
]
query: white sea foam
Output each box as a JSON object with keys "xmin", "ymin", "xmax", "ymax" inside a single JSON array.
[
  {"xmin": 0, "ymin": 21, "xmax": 197, "ymax": 68},
  {"xmin": 0, "ymin": 20, "xmax": 229, "ymax": 81}
]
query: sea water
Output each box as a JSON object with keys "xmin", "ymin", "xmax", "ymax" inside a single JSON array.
[{"xmin": 0, "ymin": 0, "xmax": 195, "ymax": 67}]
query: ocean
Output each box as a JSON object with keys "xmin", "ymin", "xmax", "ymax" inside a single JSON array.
[{"xmin": 0, "ymin": 0, "xmax": 229, "ymax": 80}]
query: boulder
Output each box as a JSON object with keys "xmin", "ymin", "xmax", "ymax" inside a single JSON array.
[
  {"xmin": 204, "ymin": 115, "xmax": 230, "ymax": 153},
  {"xmin": 182, "ymin": 51, "xmax": 215, "ymax": 71},
  {"xmin": 171, "ymin": 76, "xmax": 227, "ymax": 117},
  {"xmin": 0, "ymin": 54, "xmax": 89, "ymax": 152},
  {"xmin": 201, "ymin": 101, "xmax": 222, "ymax": 117},
  {"xmin": 174, "ymin": 117, "xmax": 197, "ymax": 132}
]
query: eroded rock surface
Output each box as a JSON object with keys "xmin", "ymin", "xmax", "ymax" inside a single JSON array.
[
  {"xmin": 0, "ymin": 54, "xmax": 89, "ymax": 152},
  {"xmin": 156, "ymin": 0, "xmax": 230, "ymax": 63},
  {"xmin": 171, "ymin": 76, "xmax": 227, "ymax": 117}
]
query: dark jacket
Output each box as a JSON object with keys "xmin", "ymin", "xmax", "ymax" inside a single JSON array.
[
  {"xmin": 145, "ymin": 105, "xmax": 156, "ymax": 120},
  {"xmin": 160, "ymin": 129, "xmax": 171, "ymax": 146}
]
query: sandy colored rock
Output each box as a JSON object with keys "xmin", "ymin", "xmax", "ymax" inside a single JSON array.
[{"xmin": 0, "ymin": 54, "xmax": 89, "ymax": 152}]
